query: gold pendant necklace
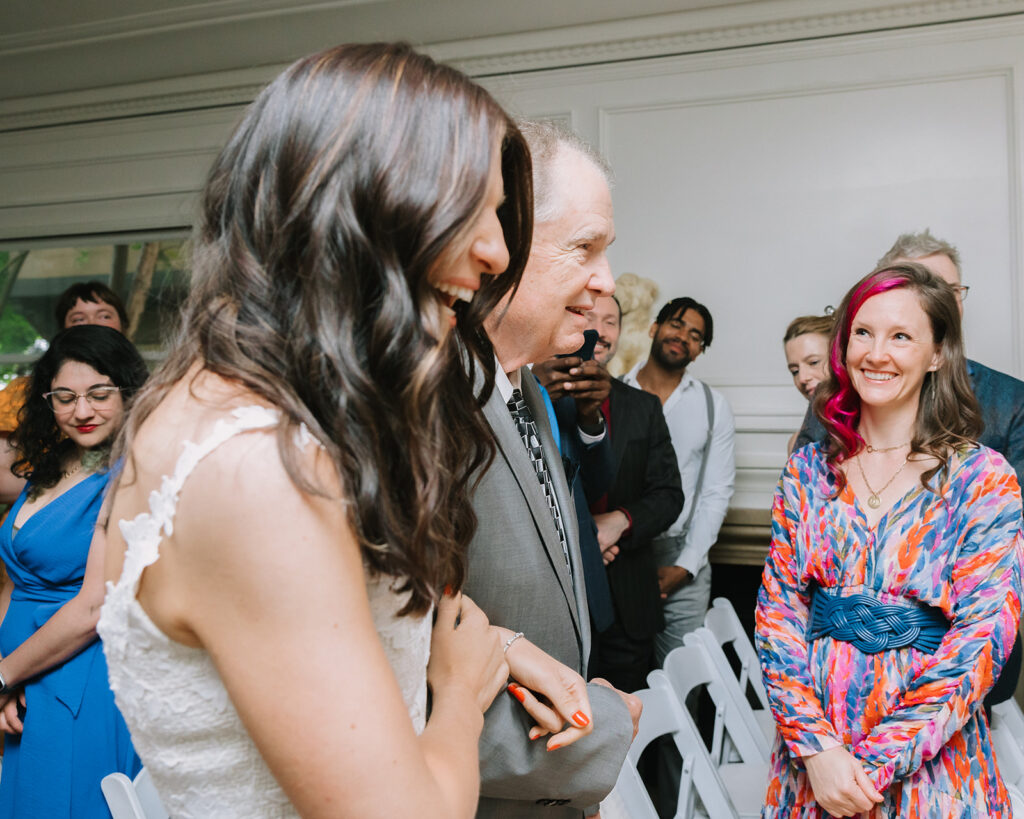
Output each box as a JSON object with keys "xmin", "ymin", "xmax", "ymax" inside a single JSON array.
[{"xmin": 856, "ymin": 452, "xmax": 910, "ymax": 509}]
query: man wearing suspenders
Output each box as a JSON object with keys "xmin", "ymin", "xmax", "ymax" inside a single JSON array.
[{"xmin": 622, "ymin": 296, "xmax": 736, "ymax": 666}]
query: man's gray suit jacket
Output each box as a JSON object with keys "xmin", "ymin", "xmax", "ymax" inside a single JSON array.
[{"xmin": 464, "ymin": 369, "xmax": 633, "ymax": 818}]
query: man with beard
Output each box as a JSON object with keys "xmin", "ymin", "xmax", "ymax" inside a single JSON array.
[{"xmin": 622, "ymin": 297, "xmax": 735, "ymax": 665}]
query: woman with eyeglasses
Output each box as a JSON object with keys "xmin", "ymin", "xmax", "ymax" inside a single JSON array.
[{"xmin": 0, "ymin": 325, "xmax": 147, "ymax": 817}]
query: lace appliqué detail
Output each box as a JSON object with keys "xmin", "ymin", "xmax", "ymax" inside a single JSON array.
[{"xmin": 98, "ymin": 406, "xmax": 430, "ymax": 818}]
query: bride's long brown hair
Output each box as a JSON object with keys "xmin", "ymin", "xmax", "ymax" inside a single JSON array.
[{"xmin": 116, "ymin": 43, "xmax": 533, "ymax": 614}]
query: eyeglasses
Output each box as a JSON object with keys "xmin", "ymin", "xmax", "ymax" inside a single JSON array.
[
  {"xmin": 43, "ymin": 386, "xmax": 121, "ymax": 412},
  {"xmin": 952, "ymin": 285, "xmax": 970, "ymax": 301}
]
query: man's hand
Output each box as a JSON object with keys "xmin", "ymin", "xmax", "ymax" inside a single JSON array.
[
  {"xmin": 657, "ymin": 565, "xmax": 691, "ymax": 599},
  {"xmin": 532, "ymin": 357, "xmax": 611, "ymax": 430},
  {"xmin": 590, "ymin": 677, "xmax": 642, "ymax": 741},
  {"xmin": 532, "ymin": 357, "xmax": 578, "ymax": 403},
  {"xmin": 593, "ymin": 511, "xmax": 629, "ymax": 565},
  {"xmin": 562, "ymin": 360, "xmax": 611, "ymax": 425}
]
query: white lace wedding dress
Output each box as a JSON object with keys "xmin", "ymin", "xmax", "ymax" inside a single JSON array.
[{"xmin": 97, "ymin": 407, "xmax": 431, "ymax": 818}]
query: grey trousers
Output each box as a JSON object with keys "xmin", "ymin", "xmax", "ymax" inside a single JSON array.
[{"xmin": 652, "ymin": 539, "xmax": 712, "ymax": 667}]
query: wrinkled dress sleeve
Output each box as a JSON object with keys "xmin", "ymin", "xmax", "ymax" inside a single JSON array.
[
  {"xmin": 852, "ymin": 459, "xmax": 1024, "ymax": 791},
  {"xmin": 756, "ymin": 455, "xmax": 843, "ymax": 760}
]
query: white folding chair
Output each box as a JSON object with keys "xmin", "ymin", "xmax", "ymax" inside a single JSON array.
[
  {"xmin": 660, "ymin": 646, "xmax": 767, "ymax": 818},
  {"xmin": 991, "ymin": 706, "xmax": 1024, "ymax": 791},
  {"xmin": 992, "ymin": 699, "xmax": 1024, "ymax": 756},
  {"xmin": 703, "ymin": 597, "xmax": 775, "ymax": 745},
  {"xmin": 101, "ymin": 768, "xmax": 168, "ymax": 819},
  {"xmin": 600, "ymin": 766, "xmax": 652, "ymax": 819},
  {"xmin": 1007, "ymin": 781, "xmax": 1024, "ymax": 814},
  {"xmin": 703, "ymin": 598, "xmax": 769, "ymax": 710},
  {"xmin": 686, "ymin": 628, "xmax": 772, "ymax": 762},
  {"xmin": 665, "ymin": 637, "xmax": 768, "ymax": 771},
  {"xmin": 603, "ymin": 673, "xmax": 696, "ymax": 819}
]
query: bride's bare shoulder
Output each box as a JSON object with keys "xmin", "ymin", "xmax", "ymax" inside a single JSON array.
[{"xmin": 123, "ymin": 365, "xmax": 338, "ymax": 511}]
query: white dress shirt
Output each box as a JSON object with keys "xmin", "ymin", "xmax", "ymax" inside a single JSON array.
[{"xmin": 622, "ymin": 361, "xmax": 736, "ymax": 575}]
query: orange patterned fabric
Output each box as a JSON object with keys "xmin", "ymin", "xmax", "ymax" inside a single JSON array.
[
  {"xmin": 0, "ymin": 378, "xmax": 29, "ymax": 435},
  {"xmin": 756, "ymin": 443, "xmax": 1024, "ymax": 817}
]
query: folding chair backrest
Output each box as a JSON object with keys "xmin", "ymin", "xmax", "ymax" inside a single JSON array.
[
  {"xmin": 991, "ymin": 709, "xmax": 1024, "ymax": 789},
  {"xmin": 645, "ymin": 669, "xmax": 741, "ymax": 819},
  {"xmin": 992, "ymin": 699, "xmax": 1024, "ymax": 757},
  {"xmin": 101, "ymin": 768, "xmax": 168, "ymax": 819},
  {"xmin": 686, "ymin": 628, "xmax": 772, "ymax": 762},
  {"xmin": 703, "ymin": 597, "xmax": 769, "ymax": 710},
  {"xmin": 664, "ymin": 638, "xmax": 767, "ymax": 768}
]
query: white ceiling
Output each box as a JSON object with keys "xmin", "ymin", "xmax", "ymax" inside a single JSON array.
[
  {"xmin": 0, "ymin": 0, "xmax": 759, "ymax": 99},
  {"xmin": 1, "ymin": 0, "xmax": 1020, "ymax": 103}
]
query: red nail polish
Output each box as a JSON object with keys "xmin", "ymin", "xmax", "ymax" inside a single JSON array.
[
  {"xmin": 529, "ymin": 728, "xmax": 541, "ymax": 740},
  {"xmin": 572, "ymin": 711, "xmax": 590, "ymax": 728},
  {"xmin": 443, "ymin": 584, "xmax": 453, "ymax": 596},
  {"xmin": 507, "ymin": 683, "xmax": 526, "ymax": 704},
  {"xmin": 547, "ymin": 743, "xmax": 562, "ymax": 751}
]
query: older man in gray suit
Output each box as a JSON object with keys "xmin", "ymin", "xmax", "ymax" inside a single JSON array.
[{"xmin": 463, "ymin": 121, "xmax": 640, "ymax": 818}]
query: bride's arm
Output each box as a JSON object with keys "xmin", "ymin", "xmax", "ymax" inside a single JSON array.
[{"xmin": 148, "ymin": 433, "xmax": 505, "ymax": 819}]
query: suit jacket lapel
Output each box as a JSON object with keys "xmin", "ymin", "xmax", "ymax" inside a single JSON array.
[
  {"xmin": 482, "ymin": 375, "xmax": 583, "ymax": 650},
  {"xmin": 521, "ymin": 372, "xmax": 586, "ymax": 653}
]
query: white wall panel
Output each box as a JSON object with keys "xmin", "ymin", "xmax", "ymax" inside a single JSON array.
[{"xmin": 484, "ymin": 21, "xmax": 1024, "ymax": 508}]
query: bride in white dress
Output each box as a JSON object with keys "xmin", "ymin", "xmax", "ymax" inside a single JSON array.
[{"xmin": 97, "ymin": 43, "xmax": 596, "ymax": 818}]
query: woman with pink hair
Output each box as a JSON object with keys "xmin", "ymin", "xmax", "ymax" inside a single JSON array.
[{"xmin": 756, "ymin": 262, "xmax": 1023, "ymax": 817}]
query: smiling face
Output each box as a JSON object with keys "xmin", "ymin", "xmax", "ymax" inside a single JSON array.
[
  {"xmin": 486, "ymin": 145, "xmax": 615, "ymax": 370},
  {"xmin": 48, "ymin": 360, "xmax": 125, "ymax": 451},
  {"xmin": 63, "ymin": 298, "xmax": 123, "ymax": 332},
  {"xmin": 785, "ymin": 332, "xmax": 829, "ymax": 399},
  {"xmin": 585, "ymin": 295, "xmax": 621, "ymax": 365},
  {"xmin": 429, "ymin": 141, "xmax": 510, "ymax": 329},
  {"xmin": 845, "ymin": 288, "xmax": 941, "ymax": 414},
  {"xmin": 649, "ymin": 308, "xmax": 705, "ymax": 372}
]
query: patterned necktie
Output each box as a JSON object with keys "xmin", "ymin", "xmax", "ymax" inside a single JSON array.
[{"xmin": 506, "ymin": 389, "xmax": 571, "ymax": 574}]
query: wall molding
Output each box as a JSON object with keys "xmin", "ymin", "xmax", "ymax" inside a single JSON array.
[
  {"xmin": 438, "ymin": 0, "xmax": 1024, "ymax": 76},
  {"xmin": 4, "ymin": 1, "xmax": 1024, "ymax": 132},
  {"xmin": 0, "ymin": 0, "xmax": 380, "ymax": 54}
]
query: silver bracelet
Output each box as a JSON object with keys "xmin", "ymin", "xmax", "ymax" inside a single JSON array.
[{"xmin": 503, "ymin": 631, "xmax": 525, "ymax": 654}]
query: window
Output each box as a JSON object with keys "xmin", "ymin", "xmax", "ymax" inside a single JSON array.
[{"xmin": 0, "ymin": 238, "xmax": 189, "ymax": 382}]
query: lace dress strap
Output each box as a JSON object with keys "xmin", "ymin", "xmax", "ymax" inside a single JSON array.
[{"xmin": 113, "ymin": 405, "xmax": 280, "ymax": 595}]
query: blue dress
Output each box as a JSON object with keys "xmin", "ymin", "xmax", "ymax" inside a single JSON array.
[{"xmin": 0, "ymin": 471, "xmax": 141, "ymax": 817}]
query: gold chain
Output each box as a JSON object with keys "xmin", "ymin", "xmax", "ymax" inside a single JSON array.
[
  {"xmin": 864, "ymin": 441, "xmax": 910, "ymax": 454},
  {"xmin": 855, "ymin": 453, "xmax": 910, "ymax": 509}
]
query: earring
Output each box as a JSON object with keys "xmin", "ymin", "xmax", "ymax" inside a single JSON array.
[{"xmin": 928, "ymin": 372, "xmax": 937, "ymax": 404}]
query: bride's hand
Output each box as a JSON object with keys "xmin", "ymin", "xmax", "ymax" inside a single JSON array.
[
  {"xmin": 427, "ymin": 591, "xmax": 508, "ymax": 714},
  {"xmin": 498, "ymin": 628, "xmax": 593, "ymax": 751}
]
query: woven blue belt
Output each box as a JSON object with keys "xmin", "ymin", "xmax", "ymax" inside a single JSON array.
[{"xmin": 806, "ymin": 584, "xmax": 949, "ymax": 654}]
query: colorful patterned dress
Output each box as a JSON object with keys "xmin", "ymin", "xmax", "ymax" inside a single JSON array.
[{"xmin": 756, "ymin": 443, "xmax": 1024, "ymax": 818}]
